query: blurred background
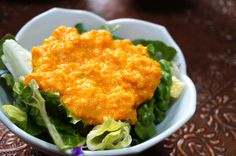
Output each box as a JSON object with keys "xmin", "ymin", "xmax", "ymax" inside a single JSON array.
[{"xmin": 0, "ymin": 0, "xmax": 236, "ymax": 156}]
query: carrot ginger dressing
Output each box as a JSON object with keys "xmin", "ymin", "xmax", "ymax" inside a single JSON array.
[{"xmin": 24, "ymin": 26, "xmax": 162, "ymax": 125}]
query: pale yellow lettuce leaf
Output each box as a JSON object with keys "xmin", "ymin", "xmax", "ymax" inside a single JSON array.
[{"xmin": 86, "ymin": 117, "xmax": 132, "ymax": 150}]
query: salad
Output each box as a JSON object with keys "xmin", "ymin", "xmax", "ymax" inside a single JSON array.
[{"xmin": 0, "ymin": 23, "xmax": 184, "ymax": 153}]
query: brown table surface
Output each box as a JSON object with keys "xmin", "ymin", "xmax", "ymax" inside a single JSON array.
[{"xmin": 0, "ymin": 0, "xmax": 236, "ymax": 155}]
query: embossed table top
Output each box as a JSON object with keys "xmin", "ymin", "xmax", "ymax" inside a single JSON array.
[{"xmin": 0, "ymin": 0, "xmax": 235, "ymax": 155}]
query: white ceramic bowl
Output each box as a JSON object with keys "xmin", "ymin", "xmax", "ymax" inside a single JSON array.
[{"xmin": 0, "ymin": 8, "xmax": 196, "ymax": 156}]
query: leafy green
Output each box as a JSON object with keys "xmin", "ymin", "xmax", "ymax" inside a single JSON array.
[
  {"xmin": 3, "ymin": 79, "xmax": 85, "ymax": 149},
  {"xmin": 153, "ymin": 108, "xmax": 166, "ymax": 124},
  {"xmin": 49, "ymin": 118, "xmax": 85, "ymax": 149},
  {"xmin": 1, "ymin": 74, "xmax": 14, "ymax": 88},
  {"xmin": 74, "ymin": 23, "xmax": 122, "ymax": 40},
  {"xmin": 86, "ymin": 118, "xmax": 132, "ymax": 150},
  {"xmin": 112, "ymin": 36, "xmax": 122, "ymax": 40},
  {"xmin": 13, "ymin": 77, "xmax": 24, "ymax": 95},
  {"xmin": 23, "ymin": 80, "xmax": 85, "ymax": 149},
  {"xmin": 2, "ymin": 104, "xmax": 27, "ymax": 130},
  {"xmin": 134, "ymin": 99, "xmax": 156, "ymax": 140},
  {"xmin": 100, "ymin": 24, "xmax": 121, "ymax": 33},
  {"xmin": 41, "ymin": 91, "xmax": 81, "ymax": 125},
  {"xmin": 75, "ymin": 23, "xmax": 86, "ymax": 34},
  {"xmin": 100, "ymin": 24, "xmax": 122, "ymax": 40},
  {"xmin": 132, "ymin": 39, "xmax": 177, "ymax": 61},
  {"xmin": 170, "ymin": 76, "xmax": 185, "ymax": 99},
  {"xmin": 2, "ymin": 79, "xmax": 44, "ymax": 136},
  {"xmin": 20, "ymin": 80, "xmax": 66, "ymax": 148},
  {"xmin": 38, "ymin": 90, "xmax": 87, "ymax": 148},
  {"xmin": 134, "ymin": 60, "xmax": 173, "ymax": 141},
  {"xmin": 0, "ymin": 34, "xmax": 15, "ymax": 70},
  {"xmin": 155, "ymin": 59, "xmax": 172, "ymax": 112},
  {"xmin": 1, "ymin": 39, "xmax": 32, "ymax": 81},
  {"xmin": 41, "ymin": 91, "xmax": 67, "ymax": 119}
]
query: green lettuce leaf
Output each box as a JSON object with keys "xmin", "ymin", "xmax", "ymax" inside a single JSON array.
[
  {"xmin": 100, "ymin": 24, "xmax": 121, "ymax": 33},
  {"xmin": 100, "ymin": 24, "xmax": 122, "ymax": 40},
  {"xmin": 134, "ymin": 99, "xmax": 156, "ymax": 140},
  {"xmin": 7, "ymin": 79, "xmax": 85, "ymax": 149},
  {"xmin": 170, "ymin": 76, "xmax": 185, "ymax": 99},
  {"xmin": 36, "ymin": 90, "xmax": 88, "ymax": 148},
  {"xmin": 49, "ymin": 118, "xmax": 85, "ymax": 149},
  {"xmin": 20, "ymin": 80, "xmax": 66, "ymax": 148},
  {"xmin": 1, "ymin": 73, "xmax": 14, "ymax": 88},
  {"xmin": 155, "ymin": 59, "xmax": 172, "ymax": 112},
  {"xmin": 1, "ymin": 39, "xmax": 32, "ymax": 81},
  {"xmin": 134, "ymin": 59, "xmax": 173, "ymax": 141},
  {"xmin": 2, "ymin": 104, "xmax": 27, "ymax": 130},
  {"xmin": 0, "ymin": 34, "xmax": 15, "ymax": 70},
  {"xmin": 132, "ymin": 39, "xmax": 176, "ymax": 61},
  {"xmin": 86, "ymin": 118, "xmax": 132, "ymax": 150},
  {"xmin": 0, "ymin": 78, "xmax": 44, "ymax": 136},
  {"xmin": 41, "ymin": 91, "xmax": 81, "ymax": 125},
  {"xmin": 75, "ymin": 23, "xmax": 86, "ymax": 34},
  {"xmin": 24, "ymin": 80, "xmax": 85, "ymax": 149},
  {"xmin": 40, "ymin": 90, "xmax": 89, "ymax": 140},
  {"xmin": 41, "ymin": 91, "xmax": 67, "ymax": 120}
]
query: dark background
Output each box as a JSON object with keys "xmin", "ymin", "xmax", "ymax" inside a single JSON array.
[{"xmin": 0, "ymin": 0, "xmax": 236, "ymax": 155}]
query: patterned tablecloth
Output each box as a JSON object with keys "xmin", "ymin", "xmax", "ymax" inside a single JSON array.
[{"xmin": 0, "ymin": 0, "xmax": 235, "ymax": 155}]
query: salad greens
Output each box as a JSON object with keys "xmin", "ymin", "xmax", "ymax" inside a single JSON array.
[
  {"xmin": 0, "ymin": 34, "xmax": 15, "ymax": 70},
  {"xmin": 21, "ymin": 80, "xmax": 66, "ymax": 149},
  {"xmin": 171, "ymin": 76, "xmax": 185, "ymax": 99},
  {"xmin": 3, "ymin": 77, "xmax": 86, "ymax": 149},
  {"xmin": 0, "ymin": 23, "xmax": 185, "ymax": 152},
  {"xmin": 133, "ymin": 39, "xmax": 177, "ymax": 61},
  {"xmin": 134, "ymin": 59, "xmax": 173, "ymax": 142},
  {"xmin": 1, "ymin": 73, "xmax": 14, "ymax": 88},
  {"xmin": 2, "ymin": 104, "xmax": 27, "ymax": 129},
  {"xmin": 100, "ymin": 24, "xmax": 121, "ymax": 33},
  {"xmin": 75, "ymin": 23, "xmax": 122, "ymax": 40},
  {"xmin": 75, "ymin": 23, "xmax": 86, "ymax": 34},
  {"xmin": 86, "ymin": 117, "xmax": 132, "ymax": 150},
  {"xmin": 134, "ymin": 99, "xmax": 156, "ymax": 140},
  {"xmin": 1, "ymin": 39, "xmax": 32, "ymax": 81}
]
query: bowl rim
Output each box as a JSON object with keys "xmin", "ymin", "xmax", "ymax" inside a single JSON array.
[{"xmin": 0, "ymin": 7, "xmax": 196, "ymax": 156}]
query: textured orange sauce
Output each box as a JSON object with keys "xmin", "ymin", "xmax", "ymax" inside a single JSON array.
[{"xmin": 24, "ymin": 26, "xmax": 162, "ymax": 125}]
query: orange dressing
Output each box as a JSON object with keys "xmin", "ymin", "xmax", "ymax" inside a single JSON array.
[{"xmin": 25, "ymin": 26, "xmax": 162, "ymax": 125}]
